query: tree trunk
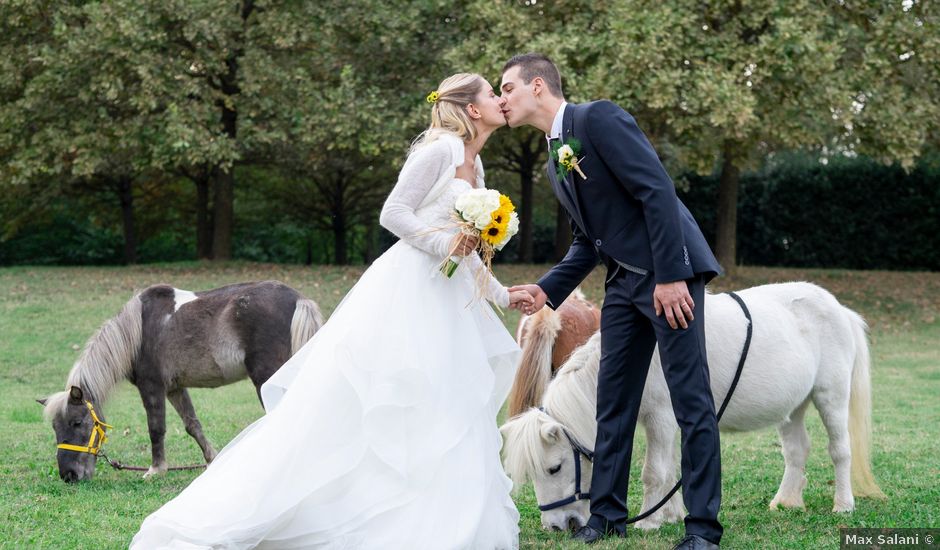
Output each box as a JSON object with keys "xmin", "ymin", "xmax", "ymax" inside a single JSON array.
[
  {"xmin": 364, "ymin": 222, "xmax": 376, "ymax": 264},
  {"xmin": 195, "ymin": 176, "xmax": 212, "ymax": 259},
  {"xmin": 715, "ymin": 142, "xmax": 740, "ymax": 273},
  {"xmin": 332, "ymin": 212, "xmax": 347, "ymax": 265},
  {"xmin": 211, "ymin": 166, "xmax": 234, "ymax": 260},
  {"xmin": 505, "ymin": 133, "xmax": 540, "ymax": 263},
  {"xmin": 305, "ymin": 233, "xmax": 314, "ymax": 266},
  {"xmin": 554, "ymin": 202, "xmax": 572, "ymax": 262},
  {"xmin": 518, "ymin": 169, "xmax": 534, "ymax": 263},
  {"xmin": 210, "ymin": 0, "xmax": 253, "ymax": 261},
  {"xmin": 117, "ymin": 177, "xmax": 137, "ymax": 264}
]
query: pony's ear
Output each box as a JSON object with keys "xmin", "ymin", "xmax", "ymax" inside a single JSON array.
[
  {"xmin": 36, "ymin": 397, "xmax": 48, "ymax": 406},
  {"xmin": 540, "ymin": 422, "xmax": 562, "ymax": 442},
  {"xmin": 69, "ymin": 386, "xmax": 84, "ymax": 403}
]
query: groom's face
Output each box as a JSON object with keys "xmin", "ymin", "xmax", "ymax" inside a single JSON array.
[{"xmin": 499, "ymin": 66, "xmax": 538, "ymax": 128}]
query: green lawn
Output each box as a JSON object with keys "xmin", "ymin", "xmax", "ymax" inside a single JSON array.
[{"xmin": 0, "ymin": 263, "xmax": 937, "ymax": 549}]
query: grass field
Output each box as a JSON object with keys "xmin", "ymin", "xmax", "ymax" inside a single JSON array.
[{"xmin": 0, "ymin": 262, "xmax": 937, "ymax": 549}]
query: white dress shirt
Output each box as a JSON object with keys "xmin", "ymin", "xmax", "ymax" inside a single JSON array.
[{"xmin": 547, "ymin": 101, "xmax": 568, "ymax": 142}]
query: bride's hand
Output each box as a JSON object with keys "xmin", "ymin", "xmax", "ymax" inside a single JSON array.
[
  {"xmin": 508, "ymin": 290, "xmax": 534, "ymax": 310},
  {"xmin": 451, "ymin": 233, "xmax": 479, "ymax": 256}
]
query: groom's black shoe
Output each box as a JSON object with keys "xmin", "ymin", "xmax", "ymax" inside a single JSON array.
[
  {"xmin": 570, "ymin": 525, "xmax": 624, "ymax": 544},
  {"xmin": 671, "ymin": 534, "xmax": 720, "ymax": 550}
]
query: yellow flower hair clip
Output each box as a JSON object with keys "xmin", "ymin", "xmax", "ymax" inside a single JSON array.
[{"xmin": 426, "ymin": 90, "xmax": 440, "ymax": 104}]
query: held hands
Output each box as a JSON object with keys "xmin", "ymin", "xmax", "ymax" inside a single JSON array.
[
  {"xmin": 507, "ymin": 284, "xmax": 548, "ymax": 315},
  {"xmin": 450, "ymin": 232, "xmax": 479, "ymax": 257},
  {"xmin": 508, "ymin": 290, "xmax": 534, "ymax": 310},
  {"xmin": 653, "ymin": 280, "xmax": 695, "ymax": 330}
]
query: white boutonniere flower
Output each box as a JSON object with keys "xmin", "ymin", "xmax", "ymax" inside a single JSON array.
[{"xmin": 551, "ymin": 138, "xmax": 587, "ymax": 180}]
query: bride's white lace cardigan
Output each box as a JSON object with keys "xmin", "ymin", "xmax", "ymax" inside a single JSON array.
[{"xmin": 380, "ymin": 134, "xmax": 510, "ymax": 307}]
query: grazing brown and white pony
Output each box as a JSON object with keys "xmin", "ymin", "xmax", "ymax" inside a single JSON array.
[
  {"xmin": 501, "ymin": 282, "xmax": 886, "ymax": 532},
  {"xmin": 508, "ymin": 289, "xmax": 600, "ymax": 418},
  {"xmin": 39, "ymin": 281, "xmax": 324, "ymax": 482}
]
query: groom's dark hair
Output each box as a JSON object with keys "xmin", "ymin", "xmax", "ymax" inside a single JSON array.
[{"xmin": 502, "ymin": 53, "xmax": 564, "ymax": 98}]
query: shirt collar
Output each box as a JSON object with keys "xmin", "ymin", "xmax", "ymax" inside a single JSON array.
[{"xmin": 547, "ymin": 101, "xmax": 568, "ymax": 141}]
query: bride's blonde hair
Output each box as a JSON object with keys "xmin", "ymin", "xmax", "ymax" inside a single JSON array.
[{"xmin": 410, "ymin": 73, "xmax": 486, "ymax": 153}]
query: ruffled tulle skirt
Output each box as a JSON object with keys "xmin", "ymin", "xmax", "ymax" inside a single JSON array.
[{"xmin": 130, "ymin": 241, "xmax": 520, "ymax": 549}]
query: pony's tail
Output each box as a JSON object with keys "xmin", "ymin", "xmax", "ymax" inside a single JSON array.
[
  {"xmin": 290, "ymin": 298, "xmax": 324, "ymax": 356},
  {"xmin": 508, "ymin": 305, "xmax": 561, "ymax": 418},
  {"xmin": 844, "ymin": 306, "xmax": 886, "ymax": 499}
]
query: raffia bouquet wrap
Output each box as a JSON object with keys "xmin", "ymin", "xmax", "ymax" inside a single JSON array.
[{"xmin": 441, "ymin": 189, "xmax": 519, "ymax": 283}]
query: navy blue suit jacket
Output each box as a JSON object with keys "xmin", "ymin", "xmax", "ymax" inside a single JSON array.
[{"xmin": 537, "ymin": 101, "xmax": 722, "ymax": 309}]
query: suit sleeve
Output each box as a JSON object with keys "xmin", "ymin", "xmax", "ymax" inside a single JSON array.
[
  {"xmin": 586, "ymin": 101, "xmax": 693, "ymax": 284},
  {"xmin": 536, "ymin": 212, "xmax": 599, "ymax": 310}
]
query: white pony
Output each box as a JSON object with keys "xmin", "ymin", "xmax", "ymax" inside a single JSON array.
[{"xmin": 500, "ymin": 282, "xmax": 886, "ymax": 532}]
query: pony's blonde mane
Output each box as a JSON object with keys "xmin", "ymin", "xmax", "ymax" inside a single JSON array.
[
  {"xmin": 542, "ymin": 331, "xmax": 601, "ymax": 448},
  {"xmin": 501, "ymin": 409, "xmax": 555, "ymax": 488},
  {"xmin": 43, "ymin": 294, "xmax": 143, "ymax": 422},
  {"xmin": 507, "ymin": 305, "xmax": 561, "ymax": 417},
  {"xmin": 508, "ymin": 288, "xmax": 590, "ymax": 417},
  {"xmin": 501, "ymin": 331, "xmax": 601, "ymax": 488}
]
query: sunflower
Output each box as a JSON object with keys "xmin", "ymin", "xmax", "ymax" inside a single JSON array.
[
  {"xmin": 481, "ymin": 217, "xmax": 509, "ymax": 246},
  {"xmin": 492, "ymin": 195, "xmax": 515, "ymax": 226},
  {"xmin": 480, "ymin": 195, "xmax": 515, "ymax": 246},
  {"xmin": 490, "ymin": 208, "xmax": 510, "ymax": 227},
  {"xmin": 498, "ymin": 194, "xmax": 514, "ymax": 214}
]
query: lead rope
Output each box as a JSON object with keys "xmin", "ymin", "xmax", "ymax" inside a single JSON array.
[{"xmin": 624, "ymin": 291, "xmax": 752, "ymax": 524}]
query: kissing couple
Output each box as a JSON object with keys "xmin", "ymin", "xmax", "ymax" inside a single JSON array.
[{"xmin": 132, "ymin": 53, "xmax": 722, "ymax": 550}]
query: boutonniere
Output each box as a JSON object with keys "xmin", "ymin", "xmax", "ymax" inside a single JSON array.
[{"xmin": 550, "ymin": 138, "xmax": 587, "ymax": 181}]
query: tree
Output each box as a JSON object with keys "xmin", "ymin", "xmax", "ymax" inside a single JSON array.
[
  {"xmin": 266, "ymin": 1, "xmax": 469, "ymax": 264},
  {"xmin": 138, "ymin": 0, "xmax": 467, "ymax": 264},
  {"xmin": 834, "ymin": 1, "xmax": 939, "ymax": 166},
  {"xmin": 453, "ymin": 0, "xmax": 937, "ymax": 272},
  {"xmin": 0, "ymin": 1, "xmax": 169, "ymax": 263}
]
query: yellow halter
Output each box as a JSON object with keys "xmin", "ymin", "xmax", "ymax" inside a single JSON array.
[{"xmin": 56, "ymin": 400, "xmax": 113, "ymax": 456}]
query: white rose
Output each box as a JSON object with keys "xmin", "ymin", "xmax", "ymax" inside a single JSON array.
[
  {"xmin": 481, "ymin": 189, "xmax": 501, "ymax": 211},
  {"xmin": 454, "ymin": 192, "xmax": 477, "ymax": 217},
  {"xmin": 455, "ymin": 189, "xmax": 500, "ymax": 227},
  {"xmin": 474, "ymin": 212, "xmax": 493, "ymax": 230},
  {"xmin": 557, "ymin": 144, "xmax": 574, "ymax": 163},
  {"xmin": 506, "ymin": 212, "xmax": 520, "ymax": 236}
]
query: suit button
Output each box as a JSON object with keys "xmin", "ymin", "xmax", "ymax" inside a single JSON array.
[{"xmin": 595, "ymin": 239, "xmax": 602, "ymax": 247}]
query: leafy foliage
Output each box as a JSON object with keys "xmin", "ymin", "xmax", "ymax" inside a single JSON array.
[
  {"xmin": 679, "ymin": 154, "xmax": 940, "ymax": 270},
  {"xmin": 1, "ymin": 1, "xmax": 936, "ymax": 267}
]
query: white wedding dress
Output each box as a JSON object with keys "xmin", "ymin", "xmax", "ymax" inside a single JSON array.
[{"xmin": 130, "ymin": 135, "xmax": 520, "ymax": 550}]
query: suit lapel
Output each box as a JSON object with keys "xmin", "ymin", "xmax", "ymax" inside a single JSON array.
[
  {"xmin": 546, "ymin": 159, "xmax": 577, "ymax": 218},
  {"xmin": 559, "ymin": 104, "xmax": 586, "ymax": 231}
]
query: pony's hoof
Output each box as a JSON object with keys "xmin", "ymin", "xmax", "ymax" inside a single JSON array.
[
  {"xmin": 633, "ymin": 517, "xmax": 663, "ymax": 531},
  {"xmin": 143, "ymin": 465, "xmax": 167, "ymax": 479},
  {"xmin": 769, "ymin": 496, "xmax": 805, "ymax": 510},
  {"xmin": 832, "ymin": 499, "xmax": 855, "ymax": 513}
]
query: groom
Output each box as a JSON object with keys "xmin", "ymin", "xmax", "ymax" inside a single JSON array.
[{"xmin": 501, "ymin": 53, "xmax": 723, "ymax": 549}]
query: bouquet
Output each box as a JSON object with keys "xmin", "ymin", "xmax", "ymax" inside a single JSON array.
[{"xmin": 441, "ymin": 188, "xmax": 519, "ymax": 278}]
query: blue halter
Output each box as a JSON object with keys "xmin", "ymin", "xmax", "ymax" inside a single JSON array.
[{"xmin": 536, "ymin": 409, "xmax": 595, "ymax": 512}]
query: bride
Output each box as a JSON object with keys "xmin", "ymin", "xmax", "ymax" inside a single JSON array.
[{"xmin": 130, "ymin": 73, "xmax": 531, "ymax": 549}]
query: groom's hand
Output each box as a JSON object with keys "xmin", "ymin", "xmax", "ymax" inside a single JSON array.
[
  {"xmin": 508, "ymin": 284, "xmax": 548, "ymax": 315},
  {"xmin": 654, "ymin": 280, "xmax": 695, "ymax": 330}
]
